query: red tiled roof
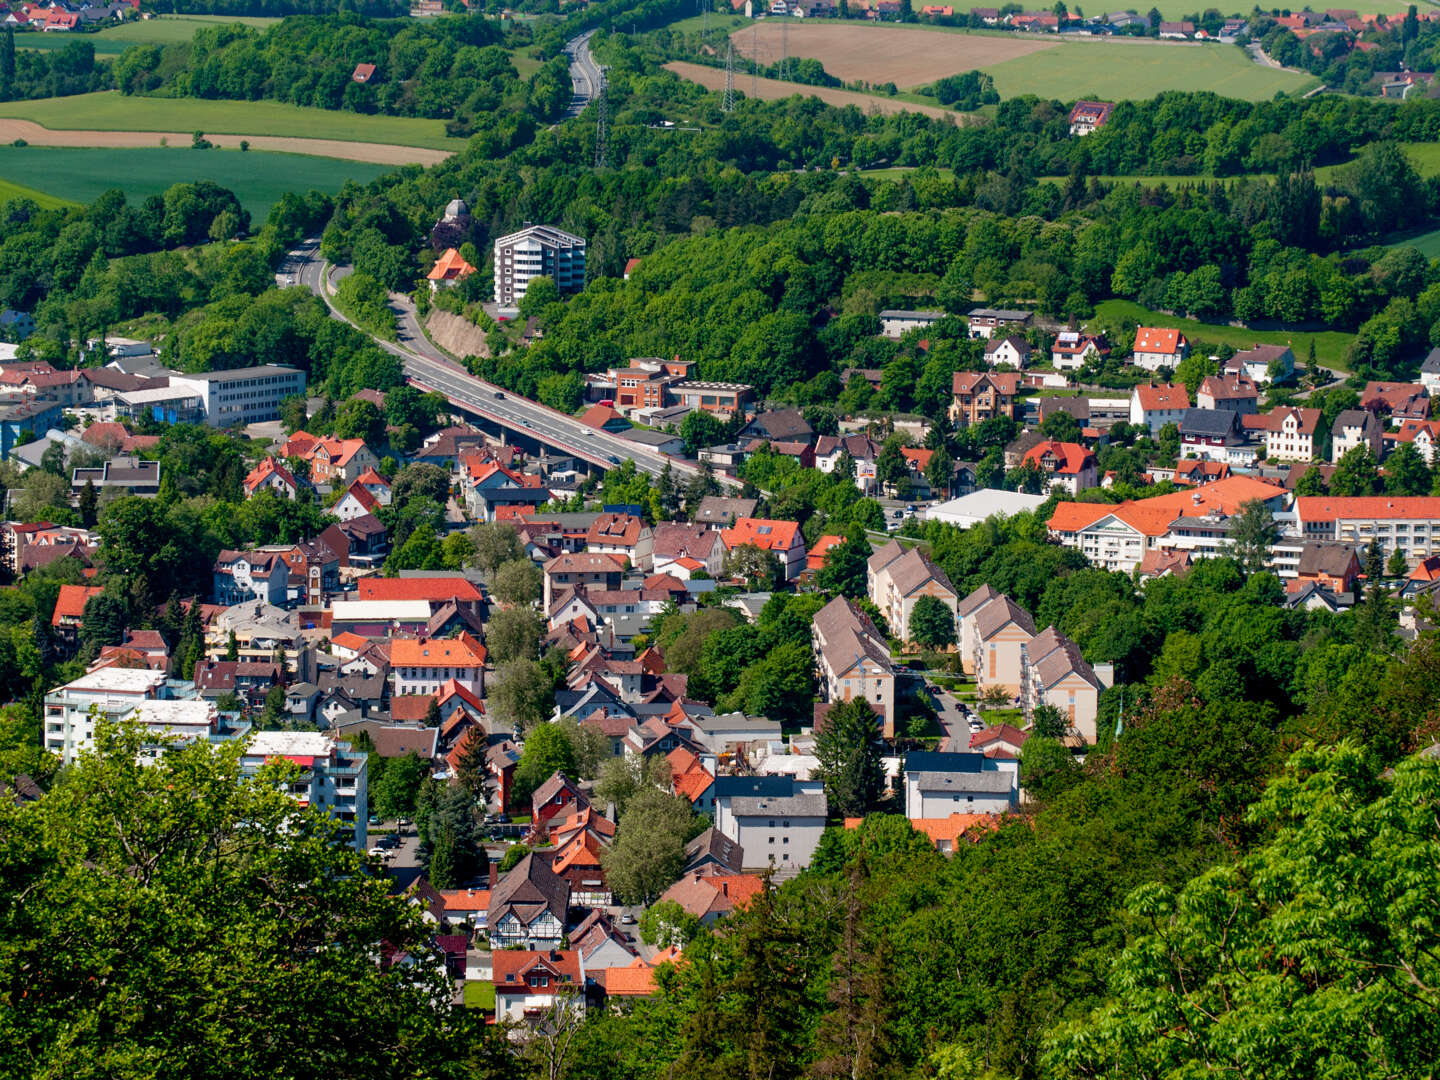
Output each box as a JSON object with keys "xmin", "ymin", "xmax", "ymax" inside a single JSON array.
[
  {"xmin": 389, "ymin": 635, "xmax": 487, "ymax": 668},
  {"xmin": 721, "ymin": 517, "xmax": 801, "ymax": 553},
  {"xmin": 603, "ymin": 955, "xmax": 658, "ymax": 996},
  {"xmin": 579, "ymin": 404, "xmax": 625, "ymax": 429},
  {"xmin": 51, "ymin": 584, "xmax": 103, "ymax": 625},
  {"xmin": 1134, "ymin": 327, "xmax": 1185, "ymax": 354},
  {"xmin": 427, "ymin": 248, "xmax": 477, "ymax": 282},
  {"xmin": 1134, "ymin": 383, "xmax": 1188, "ymax": 411},
  {"xmin": 1022, "ymin": 440, "xmax": 1093, "ymax": 475},
  {"xmin": 1296, "ymin": 496, "xmax": 1440, "ymax": 521},
  {"xmin": 358, "ymin": 577, "xmax": 482, "ymax": 604}
]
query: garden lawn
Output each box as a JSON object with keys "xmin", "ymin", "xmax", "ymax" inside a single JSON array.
[
  {"xmin": 0, "ymin": 91, "xmax": 464, "ymax": 151},
  {"xmin": 1092, "ymin": 299, "xmax": 1356, "ymax": 370},
  {"xmin": 1386, "ymin": 226, "xmax": 1440, "ymax": 259},
  {"xmin": 982, "ymin": 40, "xmax": 1317, "ymax": 100},
  {"xmin": 16, "ymin": 14, "xmax": 280, "ymax": 55},
  {"xmin": 463, "ymin": 982, "xmax": 495, "ymax": 1010},
  {"xmin": 0, "ymin": 145, "xmax": 390, "ymax": 222}
]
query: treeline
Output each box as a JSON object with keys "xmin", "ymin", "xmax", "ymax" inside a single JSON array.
[
  {"xmin": 0, "ymin": 32, "xmax": 110, "ymax": 101},
  {"xmin": 113, "ymin": 14, "xmax": 572, "ymax": 134},
  {"xmin": 148, "ymin": 0, "xmax": 407, "ymax": 16}
]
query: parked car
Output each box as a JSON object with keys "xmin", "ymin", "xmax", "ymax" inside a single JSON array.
[
  {"xmin": 619, "ymin": 912, "xmax": 637, "ymax": 925},
  {"xmin": 367, "ymin": 815, "xmax": 381, "ymax": 826},
  {"xmin": 367, "ymin": 847, "xmax": 390, "ymax": 860}
]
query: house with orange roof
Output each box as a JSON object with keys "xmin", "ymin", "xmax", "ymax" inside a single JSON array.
[
  {"xmin": 1131, "ymin": 327, "xmax": 1189, "ymax": 371},
  {"xmin": 436, "ymin": 887, "xmax": 491, "ymax": 928},
  {"xmin": 720, "ymin": 517, "xmax": 807, "ymax": 580},
  {"xmin": 1130, "ymin": 382, "xmax": 1189, "ymax": 435},
  {"xmin": 1362, "ymin": 380, "xmax": 1430, "ymax": 424},
  {"xmin": 354, "ymin": 466, "xmax": 392, "ymax": 505},
  {"xmin": 1391, "ymin": 418, "xmax": 1439, "ymax": 464},
  {"xmin": 243, "ymin": 456, "xmax": 299, "ymax": 500},
  {"xmin": 50, "ymin": 584, "xmax": 103, "ymax": 643},
  {"xmin": 602, "ymin": 955, "xmax": 659, "ymax": 999},
  {"xmin": 586, "ymin": 512, "xmax": 653, "ymax": 572},
  {"xmin": 389, "ymin": 634, "xmax": 487, "ymax": 697},
  {"xmin": 667, "ymin": 746, "xmax": 717, "ymax": 812},
  {"xmin": 1248, "ymin": 405, "xmax": 1321, "ymax": 462},
  {"xmin": 659, "ymin": 870, "xmax": 765, "ymax": 924},
  {"xmin": 491, "ymin": 948, "xmax": 586, "ymax": 1023},
  {"xmin": 805, "ymin": 534, "xmax": 845, "ymax": 573},
  {"xmin": 284, "ymin": 431, "xmax": 379, "ymax": 485},
  {"xmin": 845, "ymin": 811, "xmax": 999, "ymax": 854},
  {"xmin": 552, "ymin": 825, "xmax": 613, "ymax": 905},
  {"xmin": 426, "ymin": 248, "xmax": 477, "ymax": 290},
  {"xmin": 1020, "ymin": 439, "xmax": 1096, "ymax": 494},
  {"xmin": 358, "ymin": 575, "xmax": 484, "ymax": 614},
  {"xmin": 651, "ymin": 522, "xmax": 726, "ymax": 578}
]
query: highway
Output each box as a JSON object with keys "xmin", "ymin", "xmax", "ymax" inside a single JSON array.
[
  {"xmin": 280, "ymin": 239, "xmax": 730, "ymax": 485},
  {"xmin": 562, "ymin": 30, "xmax": 602, "ymax": 119}
]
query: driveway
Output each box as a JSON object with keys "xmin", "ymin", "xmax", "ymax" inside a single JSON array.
[{"xmin": 928, "ymin": 685, "xmax": 977, "ymax": 752}]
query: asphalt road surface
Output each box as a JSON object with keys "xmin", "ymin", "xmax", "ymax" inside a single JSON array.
[
  {"xmin": 280, "ymin": 239, "xmax": 735, "ymax": 486},
  {"xmin": 563, "ymin": 31, "xmax": 602, "ymax": 119}
]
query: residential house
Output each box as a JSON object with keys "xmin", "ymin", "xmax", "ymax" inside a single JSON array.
[
  {"xmin": 69, "ymin": 457, "xmax": 160, "ymax": 496},
  {"xmin": 741, "ymin": 409, "xmax": 814, "ymax": 445},
  {"xmin": 1393, "ymin": 419, "xmax": 1439, "ymax": 464},
  {"xmin": 1196, "ymin": 374, "xmax": 1259, "ymax": 415},
  {"xmin": 1158, "ymin": 19, "xmax": 1195, "ymax": 36},
  {"xmin": 1225, "ymin": 344, "xmax": 1294, "ymax": 385},
  {"xmin": 983, "ymin": 335, "xmax": 1032, "ymax": 368},
  {"xmin": 1332, "ymin": 409, "xmax": 1385, "ymax": 463},
  {"xmin": 902, "ymin": 751, "xmax": 1017, "ymax": 817},
  {"xmin": 1131, "ymin": 327, "xmax": 1189, "ymax": 371},
  {"xmin": 973, "ymin": 595, "xmax": 1037, "ymax": 697},
  {"xmin": 683, "ymin": 826, "xmax": 744, "ymax": 875},
  {"xmin": 543, "ymin": 552, "xmax": 626, "ymax": 609},
  {"xmin": 585, "ymin": 513, "xmax": 653, "ymax": 572},
  {"xmin": 283, "ymin": 431, "xmax": 379, "ymax": 485},
  {"xmin": 427, "ymin": 248, "xmax": 477, "ymax": 291},
  {"xmin": 720, "ymin": 517, "xmax": 807, "ymax": 581},
  {"xmin": 1361, "ymin": 381, "xmax": 1430, "ymax": 424},
  {"xmin": 50, "ymin": 583, "xmax": 103, "ymax": 645},
  {"xmin": 212, "ymin": 550, "xmax": 289, "ymax": 606},
  {"xmin": 667, "ymin": 746, "xmax": 717, "ymax": 813},
  {"xmin": 243, "ymin": 457, "xmax": 300, "ymax": 500},
  {"xmin": 571, "ymin": 910, "xmax": 637, "ymax": 971},
  {"xmin": 492, "ymin": 948, "xmax": 587, "ymax": 1024},
  {"xmin": 390, "ymin": 635, "xmax": 486, "ymax": 697},
  {"xmin": 1420, "ymin": 348, "xmax": 1440, "ymax": 395},
  {"xmin": 1179, "ymin": 408, "xmax": 1247, "ymax": 462},
  {"xmin": 530, "ymin": 771, "xmax": 589, "ymax": 832},
  {"xmin": 1253, "ymin": 406, "xmax": 1320, "ymax": 462},
  {"xmin": 1050, "ymin": 331, "xmax": 1108, "ymax": 369},
  {"xmin": 712, "ymin": 775, "xmax": 828, "ymax": 870},
  {"xmin": 814, "ymin": 433, "xmax": 877, "ymax": 478},
  {"xmin": 1130, "ymin": 383, "xmax": 1189, "ymax": 435},
  {"xmin": 867, "ymin": 541, "xmax": 959, "ymax": 645},
  {"xmin": 659, "ymin": 871, "xmax": 765, "ymax": 925},
  {"xmin": 966, "ymin": 308, "xmax": 1031, "ymax": 340},
  {"xmin": 878, "ymin": 309, "xmax": 945, "ymax": 339},
  {"xmin": 1021, "ymin": 626, "xmax": 1103, "ymax": 743},
  {"xmin": 1296, "ymin": 541, "xmax": 1361, "ymax": 593},
  {"xmin": 1067, "ymin": 100, "xmax": 1114, "ymax": 135},
  {"xmin": 332, "ymin": 482, "xmax": 382, "ymax": 522},
  {"xmin": 693, "ymin": 496, "xmax": 759, "ymax": 529},
  {"xmin": 811, "ymin": 595, "xmax": 897, "ymax": 736},
  {"xmin": 651, "ymin": 523, "xmax": 726, "ymax": 579},
  {"xmin": 551, "ymin": 811, "xmax": 615, "ymax": 906},
  {"xmin": 948, "ymin": 372, "xmax": 1022, "ymax": 426},
  {"xmin": 489, "ymin": 852, "xmax": 571, "ymax": 950},
  {"xmin": 1021, "ymin": 440, "xmax": 1097, "ymax": 494}
]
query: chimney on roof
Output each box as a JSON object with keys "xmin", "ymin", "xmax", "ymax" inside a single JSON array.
[{"xmin": 488, "ymin": 863, "xmax": 498, "ymax": 887}]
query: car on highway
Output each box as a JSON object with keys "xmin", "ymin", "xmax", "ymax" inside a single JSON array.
[{"xmin": 608, "ymin": 455, "xmax": 621, "ymax": 464}]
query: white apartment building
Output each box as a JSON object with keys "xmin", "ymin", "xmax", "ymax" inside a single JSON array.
[
  {"xmin": 902, "ymin": 751, "xmax": 1018, "ymax": 817},
  {"xmin": 1293, "ymin": 496, "xmax": 1440, "ymax": 561},
  {"xmin": 712, "ymin": 776, "xmax": 827, "ymax": 870},
  {"xmin": 43, "ymin": 668, "xmax": 214, "ymax": 764},
  {"xmin": 493, "ymin": 223, "xmax": 586, "ymax": 310},
  {"xmin": 1331, "ymin": 409, "xmax": 1383, "ymax": 463},
  {"xmin": 169, "ymin": 365, "xmax": 305, "ymax": 428},
  {"xmin": 239, "ymin": 730, "xmax": 369, "ymax": 850}
]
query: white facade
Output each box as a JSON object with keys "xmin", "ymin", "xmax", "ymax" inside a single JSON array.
[
  {"xmin": 1265, "ymin": 411, "xmax": 1316, "ymax": 463},
  {"xmin": 169, "ymin": 365, "xmax": 305, "ymax": 428},
  {"xmin": 714, "ymin": 789, "xmax": 827, "ymax": 870},
  {"xmin": 903, "ymin": 761, "xmax": 1018, "ymax": 817},
  {"xmin": 239, "ymin": 730, "xmax": 368, "ymax": 850},
  {"xmin": 493, "ymin": 224, "xmax": 586, "ymax": 310},
  {"xmin": 44, "ymin": 668, "xmax": 173, "ymax": 763}
]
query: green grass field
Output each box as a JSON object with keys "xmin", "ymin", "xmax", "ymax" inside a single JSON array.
[
  {"xmin": 0, "ymin": 91, "xmax": 465, "ymax": 151},
  {"xmin": 16, "ymin": 14, "xmax": 280, "ymax": 55},
  {"xmin": 0, "ymin": 175, "xmax": 76, "ymax": 209},
  {"xmin": 1386, "ymin": 226, "xmax": 1440, "ymax": 258},
  {"xmin": 0, "ymin": 146, "xmax": 389, "ymax": 220},
  {"xmin": 463, "ymin": 982, "xmax": 495, "ymax": 1010},
  {"xmin": 984, "ymin": 40, "xmax": 1316, "ymax": 100},
  {"xmin": 1093, "ymin": 299, "xmax": 1355, "ymax": 369},
  {"xmin": 510, "ymin": 48, "xmax": 544, "ymax": 79}
]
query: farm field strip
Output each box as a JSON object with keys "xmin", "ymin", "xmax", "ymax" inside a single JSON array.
[
  {"xmin": 0, "ymin": 145, "xmax": 390, "ymax": 221},
  {"xmin": 0, "ymin": 91, "xmax": 464, "ymax": 154},
  {"xmin": 664, "ymin": 61, "xmax": 965, "ymax": 119}
]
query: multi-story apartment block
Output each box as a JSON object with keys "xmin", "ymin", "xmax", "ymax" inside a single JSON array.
[
  {"xmin": 389, "ymin": 634, "xmax": 488, "ymax": 697},
  {"xmin": 712, "ymin": 775, "xmax": 828, "ymax": 870},
  {"xmin": 1293, "ymin": 496, "xmax": 1440, "ymax": 562},
  {"xmin": 168, "ymin": 365, "xmax": 305, "ymax": 428},
  {"xmin": 240, "ymin": 730, "xmax": 368, "ymax": 849},
  {"xmin": 949, "ymin": 372, "xmax": 1022, "ymax": 426},
  {"xmin": 867, "ymin": 540, "xmax": 959, "ymax": 645},
  {"xmin": 493, "ymin": 223, "xmax": 586, "ymax": 310},
  {"xmin": 812, "ymin": 594, "xmax": 897, "ymax": 736},
  {"xmin": 1021, "ymin": 626, "xmax": 1104, "ymax": 744}
]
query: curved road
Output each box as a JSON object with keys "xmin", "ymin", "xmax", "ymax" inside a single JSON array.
[
  {"xmin": 281, "ymin": 239, "xmax": 731, "ymax": 486},
  {"xmin": 563, "ymin": 31, "xmax": 602, "ymax": 119}
]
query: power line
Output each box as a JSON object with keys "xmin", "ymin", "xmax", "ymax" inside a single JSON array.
[
  {"xmin": 723, "ymin": 43, "xmax": 735, "ymax": 112},
  {"xmin": 780, "ymin": 18, "xmax": 790, "ymax": 81},
  {"xmin": 594, "ymin": 65, "xmax": 609, "ymax": 168}
]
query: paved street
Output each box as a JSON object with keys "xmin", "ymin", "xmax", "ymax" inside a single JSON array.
[
  {"xmin": 563, "ymin": 31, "xmax": 602, "ymax": 119},
  {"xmin": 929, "ymin": 684, "xmax": 978, "ymax": 753}
]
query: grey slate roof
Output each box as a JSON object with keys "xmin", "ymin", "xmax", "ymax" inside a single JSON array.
[
  {"xmin": 909, "ymin": 770, "xmax": 1015, "ymax": 793},
  {"xmin": 728, "ymin": 793, "xmax": 828, "ymax": 817}
]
